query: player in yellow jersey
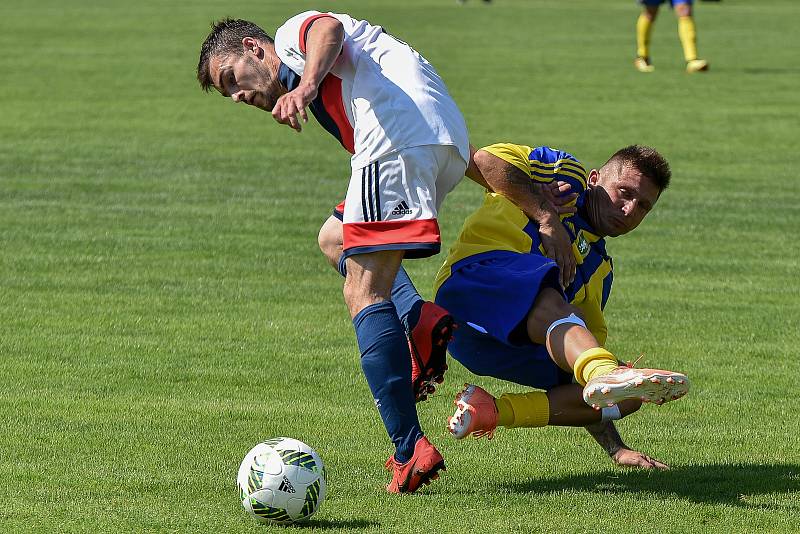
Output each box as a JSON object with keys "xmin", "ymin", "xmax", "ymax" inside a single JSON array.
[
  {"xmin": 436, "ymin": 143, "xmax": 688, "ymax": 469},
  {"xmin": 635, "ymin": 0, "xmax": 709, "ymax": 73}
]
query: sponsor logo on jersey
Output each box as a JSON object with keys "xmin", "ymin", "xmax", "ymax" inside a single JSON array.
[
  {"xmin": 576, "ymin": 232, "xmax": 590, "ymax": 258},
  {"xmin": 391, "ymin": 200, "xmax": 413, "ymax": 216}
]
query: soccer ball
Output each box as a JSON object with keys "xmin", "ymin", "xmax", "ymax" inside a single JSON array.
[{"xmin": 237, "ymin": 437, "xmax": 327, "ymax": 524}]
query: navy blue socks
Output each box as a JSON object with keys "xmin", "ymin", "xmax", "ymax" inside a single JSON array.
[{"xmin": 353, "ymin": 301, "xmax": 423, "ymax": 463}]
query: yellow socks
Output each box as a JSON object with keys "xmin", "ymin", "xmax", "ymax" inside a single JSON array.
[
  {"xmin": 678, "ymin": 15, "xmax": 698, "ymax": 61},
  {"xmin": 573, "ymin": 347, "xmax": 618, "ymax": 386},
  {"xmin": 495, "ymin": 391, "xmax": 549, "ymax": 428},
  {"xmin": 637, "ymin": 13, "xmax": 654, "ymax": 58}
]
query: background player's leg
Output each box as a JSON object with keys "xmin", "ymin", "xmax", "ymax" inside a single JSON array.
[
  {"xmin": 636, "ymin": 5, "xmax": 659, "ymax": 72},
  {"xmin": 344, "ymin": 250, "xmax": 422, "ymax": 464},
  {"xmin": 675, "ymin": 1, "xmax": 709, "ymax": 72}
]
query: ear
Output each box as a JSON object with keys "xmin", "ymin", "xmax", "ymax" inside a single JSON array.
[
  {"xmin": 587, "ymin": 169, "xmax": 600, "ymax": 186},
  {"xmin": 242, "ymin": 37, "xmax": 260, "ymax": 54}
]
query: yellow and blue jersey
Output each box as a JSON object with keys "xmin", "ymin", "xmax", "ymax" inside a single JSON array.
[{"xmin": 434, "ymin": 143, "xmax": 613, "ymax": 345}]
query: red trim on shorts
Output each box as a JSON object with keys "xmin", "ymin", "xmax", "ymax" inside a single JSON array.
[
  {"xmin": 319, "ymin": 75, "xmax": 355, "ymax": 153},
  {"xmin": 299, "ymin": 14, "xmax": 336, "ymax": 54},
  {"xmin": 343, "ymin": 219, "xmax": 441, "ymax": 250}
]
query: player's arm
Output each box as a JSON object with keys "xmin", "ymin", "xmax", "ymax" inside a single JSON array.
[
  {"xmin": 585, "ymin": 421, "xmax": 669, "ymax": 470},
  {"xmin": 472, "ymin": 147, "xmax": 577, "ymax": 288},
  {"xmin": 466, "ymin": 144, "xmax": 575, "ymax": 210},
  {"xmin": 465, "ymin": 144, "xmax": 492, "ymax": 189},
  {"xmin": 272, "ymin": 16, "xmax": 344, "ymax": 131}
]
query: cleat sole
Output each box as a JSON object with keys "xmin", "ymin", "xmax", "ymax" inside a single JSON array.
[{"xmin": 583, "ymin": 369, "xmax": 690, "ymax": 407}]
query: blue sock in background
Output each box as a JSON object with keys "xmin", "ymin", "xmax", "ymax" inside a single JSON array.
[
  {"xmin": 353, "ymin": 301, "xmax": 423, "ymax": 463},
  {"xmin": 391, "ymin": 267, "xmax": 424, "ymax": 331}
]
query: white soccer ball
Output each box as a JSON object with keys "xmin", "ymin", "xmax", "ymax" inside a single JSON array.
[{"xmin": 237, "ymin": 437, "xmax": 327, "ymax": 524}]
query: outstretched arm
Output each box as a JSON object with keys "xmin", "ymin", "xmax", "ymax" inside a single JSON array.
[
  {"xmin": 272, "ymin": 16, "xmax": 344, "ymax": 131},
  {"xmin": 471, "ymin": 148, "xmax": 576, "ymax": 288},
  {"xmin": 585, "ymin": 421, "xmax": 669, "ymax": 470}
]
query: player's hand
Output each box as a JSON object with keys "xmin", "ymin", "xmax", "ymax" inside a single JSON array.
[
  {"xmin": 272, "ymin": 82, "xmax": 318, "ymax": 132},
  {"xmin": 543, "ymin": 181, "xmax": 578, "ymax": 216},
  {"xmin": 612, "ymin": 448, "xmax": 669, "ymax": 470},
  {"xmin": 539, "ymin": 220, "xmax": 576, "ymax": 289}
]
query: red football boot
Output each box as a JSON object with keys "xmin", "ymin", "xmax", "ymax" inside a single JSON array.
[
  {"xmin": 408, "ymin": 302, "xmax": 456, "ymax": 402},
  {"xmin": 385, "ymin": 436, "xmax": 445, "ymax": 494}
]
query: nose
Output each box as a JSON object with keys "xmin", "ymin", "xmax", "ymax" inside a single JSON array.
[
  {"xmin": 231, "ymin": 90, "xmax": 245, "ymax": 103},
  {"xmin": 622, "ymin": 199, "xmax": 636, "ymax": 216}
]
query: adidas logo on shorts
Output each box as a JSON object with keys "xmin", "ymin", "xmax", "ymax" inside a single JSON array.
[{"xmin": 391, "ymin": 200, "xmax": 413, "ymax": 216}]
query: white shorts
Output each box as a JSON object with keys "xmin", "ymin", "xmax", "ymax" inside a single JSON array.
[{"xmin": 336, "ymin": 145, "xmax": 466, "ymax": 260}]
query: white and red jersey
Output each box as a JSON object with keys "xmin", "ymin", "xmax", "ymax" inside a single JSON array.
[{"xmin": 274, "ymin": 11, "xmax": 469, "ymax": 169}]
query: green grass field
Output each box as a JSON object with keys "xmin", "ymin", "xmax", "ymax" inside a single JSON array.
[{"xmin": 2, "ymin": 0, "xmax": 799, "ymax": 531}]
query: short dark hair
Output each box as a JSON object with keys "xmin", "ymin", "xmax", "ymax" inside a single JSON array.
[
  {"xmin": 197, "ymin": 18, "xmax": 274, "ymax": 92},
  {"xmin": 603, "ymin": 145, "xmax": 671, "ymax": 192}
]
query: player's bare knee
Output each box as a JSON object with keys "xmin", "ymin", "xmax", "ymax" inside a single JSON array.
[
  {"xmin": 527, "ymin": 288, "xmax": 582, "ymax": 343},
  {"xmin": 318, "ymin": 216, "xmax": 344, "ymax": 270}
]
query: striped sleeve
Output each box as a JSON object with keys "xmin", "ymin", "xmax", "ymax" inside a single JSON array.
[
  {"xmin": 528, "ymin": 146, "xmax": 588, "ymax": 195},
  {"xmin": 480, "ymin": 143, "xmax": 535, "ymax": 178}
]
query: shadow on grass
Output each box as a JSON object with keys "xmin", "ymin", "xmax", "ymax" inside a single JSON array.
[
  {"xmin": 741, "ymin": 68, "xmax": 800, "ymax": 75},
  {"xmin": 500, "ymin": 463, "xmax": 800, "ymax": 507},
  {"xmin": 287, "ymin": 518, "xmax": 380, "ymax": 530}
]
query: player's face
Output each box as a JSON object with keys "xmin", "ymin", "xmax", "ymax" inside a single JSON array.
[
  {"xmin": 209, "ymin": 45, "xmax": 284, "ymax": 112},
  {"xmin": 590, "ymin": 165, "xmax": 660, "ymax": 237}
]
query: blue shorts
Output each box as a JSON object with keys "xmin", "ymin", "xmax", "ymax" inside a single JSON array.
[
  {"xmin": 639, "ymin": 0, "xmax": 692, "ymax": 6},
  {"xmin": 435, "ymin": 251, "xmax": 572, "ymax": 390}
]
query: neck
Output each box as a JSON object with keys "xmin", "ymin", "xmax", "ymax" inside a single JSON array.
[{"xmin": 264, "ymin": 43, "xmax": 287, "ymax": 92}]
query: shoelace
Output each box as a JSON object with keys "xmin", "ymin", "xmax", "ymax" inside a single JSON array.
[{"xmin": 624, "ymin": 353, "xmax": 646, "ymax": 368}]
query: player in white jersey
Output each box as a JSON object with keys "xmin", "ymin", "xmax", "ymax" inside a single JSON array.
[
  {"xmin": 197, "ymin": 12, "xmax": 576, "ymax": 493},
  {"xmin": 197, "ymin": 13, "xmax": 474, "ymax": 494}
]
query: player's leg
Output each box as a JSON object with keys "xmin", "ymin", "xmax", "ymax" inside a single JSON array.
[
  {"xmin": 344, "ymin": 145, "xmax": 465, "ymax": 405},
  {"xmin": 318, "ymin": 212, "xmax": 453, "ymax": 402},
  {"xmin": 344, "ymin": 249, "xmax": 443, "ymax": 492},
  {"xmin": 528, "ymin": 288, "xmax": 689, "ymax": 408},
  {"xmin": 319, "ymin": 213, "xmax": 421, "ymax": 327},
  {"xmin": 635, "ymin": 2, "xmax": 660, "ymax": 72},
  {"xmin": 341, "ymin": 146, "xmax": 464, "ymax": 493},
  {"xmin": 673, "ymin": 0, "xmax": 709, "ymax": 72},
  {"xmin": 526, "ymin": 288, "xmax": 615, "ymax": 377},
  {"xmin": 447, "ymin": 288, "xmax": 617, "ymax": 438},
  {"xmin": 449, "ymin": 382, "xmax": 642, "ymax": 438}
]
